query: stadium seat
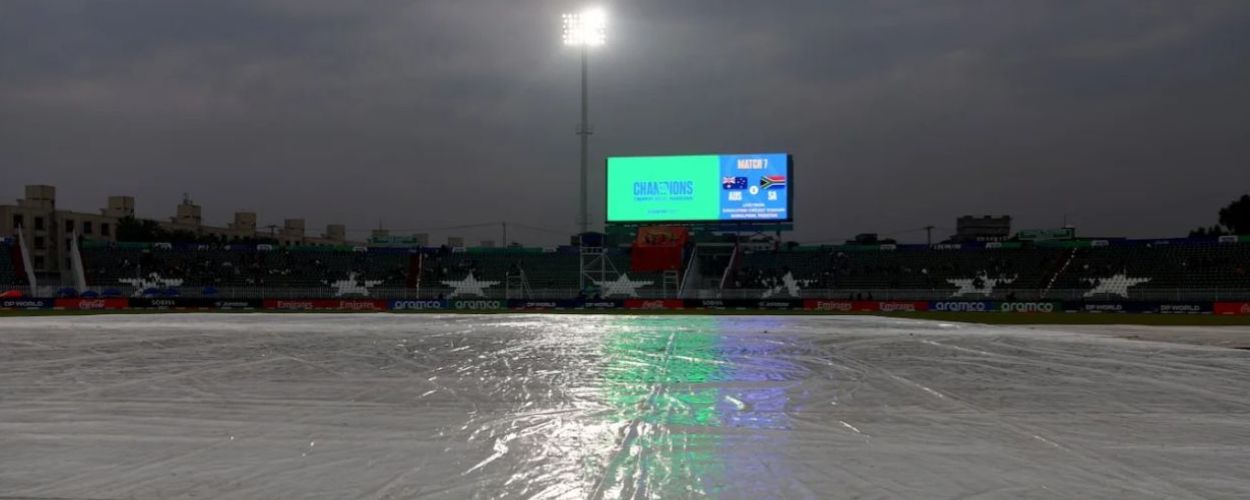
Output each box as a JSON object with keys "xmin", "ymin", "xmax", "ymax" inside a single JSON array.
[{"xmin": 66, "ymin": 239, "xmax": 1250, "ymax": 300}]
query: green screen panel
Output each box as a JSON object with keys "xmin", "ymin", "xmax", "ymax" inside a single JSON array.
[{"xmin": 606, "ymin": 155, "xmax": 721, "ymax": 222}]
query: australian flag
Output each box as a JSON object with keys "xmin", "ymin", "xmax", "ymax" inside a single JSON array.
[
  {"xmin": 722, "ymin": 176, "xmax": 748, "ymax": 190},
  {"xmin": 760, "ymin": 175, "xmax": 787, "ymax": 189}
]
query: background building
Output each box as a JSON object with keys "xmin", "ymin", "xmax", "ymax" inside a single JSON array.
[
  {"xmin": 952, "ymin": 215, "xmax": 1013, "ymax": 243},
  {"xmin": 0, "ymin": 185, "xmax": 355, "ymax": 276}
]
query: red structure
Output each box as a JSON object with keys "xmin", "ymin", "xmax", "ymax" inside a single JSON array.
[{"xmin": 631, "ymin": 226, "xmax": 689, "ymax": 272}]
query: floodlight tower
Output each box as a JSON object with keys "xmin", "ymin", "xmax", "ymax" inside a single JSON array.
[{"xmin": 562, "ymin": 8, "xmax": 605, "ymax": 236}]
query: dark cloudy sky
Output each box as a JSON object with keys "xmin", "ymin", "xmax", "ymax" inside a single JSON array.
[{"xmin": 3, "ymin": 1, "xmax": 1249, "ymax": 245}]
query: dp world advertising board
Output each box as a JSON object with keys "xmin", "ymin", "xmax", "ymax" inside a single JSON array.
[{"xmin": 606, "ymin": 153, "xmax": 792, "ymax": 223}]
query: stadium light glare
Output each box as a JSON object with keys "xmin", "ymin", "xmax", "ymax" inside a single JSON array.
[{"xmin": 562, "ymin": 8, "xmax": 607, "ymax": 47}]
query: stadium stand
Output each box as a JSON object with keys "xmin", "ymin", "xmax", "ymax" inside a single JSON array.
[
  {"xmin": 1, "ymin": 240, "xmax": 26, "ymax": 288},
  {"xmin": 726, "ymin": 246, "xmax": 1067, "ymax": 297},
  {"xmin": 712, "ymin": 240, "xmax": 1250, "ymax": 300},
  {"xmin": 81, "ymin": 243, "xmax": 410, "ymax": 296},
  {"xmin": 416, "ymin": 251, "xmax": 526, "ymax": 297},
  {"xmin": 60, "ymin": 238, "xmax": 1250, "ymax": 300},
  {"xmin": 1051, "ymin": 241, "xmax": 1250, "ymax": 297},
  {"xmin": 513, "ymin": 251, "xmax": 581, "ymax": 291},
  {"xmin": 411, "ymin": 248, "xmax": 673, "ymax": 298},
  {"xmin": 606, "ymin": 252, "xmax": 671, "ymax": 295}
]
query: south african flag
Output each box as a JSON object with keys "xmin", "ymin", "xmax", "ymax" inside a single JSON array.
[{"xmin": 759, "ymin": 175, "xmax": 787, "ymax": 189}]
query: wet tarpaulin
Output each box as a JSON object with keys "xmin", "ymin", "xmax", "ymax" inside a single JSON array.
[{"xmin": 1, "ymin": 314, "xmax": 1248, "ymax": 498}]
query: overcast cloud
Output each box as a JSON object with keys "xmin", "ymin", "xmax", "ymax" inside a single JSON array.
[{"xmin": 2, "ymin": 0, "xmax": 1248, "ymax": 244}]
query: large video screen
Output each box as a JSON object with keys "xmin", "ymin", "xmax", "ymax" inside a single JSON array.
[{"xmin": 606, "ymin": 153, "xmax": 791, "ymax": 223}]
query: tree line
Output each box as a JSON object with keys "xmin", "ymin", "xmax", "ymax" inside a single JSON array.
[
  {"xmin": 114, "ymin": 216, "xmax": 279, "ymax": 245},
  {"xmin": 1190, "ymin": 194, "xmax": 1250, "ymax": 237}
]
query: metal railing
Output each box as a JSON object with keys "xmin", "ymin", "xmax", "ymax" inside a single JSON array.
[{"xmin": 27, "ymin": 285, "xmax": 1250, "ymax": 302}]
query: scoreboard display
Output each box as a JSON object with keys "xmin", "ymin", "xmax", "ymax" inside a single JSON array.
[{"xmin": 606, "ymin": 153, "xmax": 791, "ymax": 223}]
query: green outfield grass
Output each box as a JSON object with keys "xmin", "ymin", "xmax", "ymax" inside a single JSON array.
[{"xmin": 3, "ymin": 308, "xmax": 1250, "ymax": 325}]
